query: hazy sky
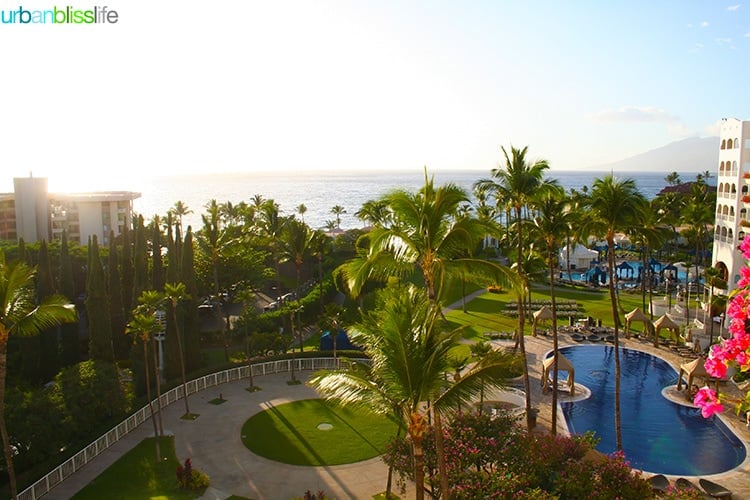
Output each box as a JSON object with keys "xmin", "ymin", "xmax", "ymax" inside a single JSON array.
[{"xmin": 2, "ymin": 0, "xmax": 749, "ymax": 188}]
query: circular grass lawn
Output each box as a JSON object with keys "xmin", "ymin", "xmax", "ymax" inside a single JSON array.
[{"xmin": 241, "ymin": 399, "xmax": 398, "ymax": 466}]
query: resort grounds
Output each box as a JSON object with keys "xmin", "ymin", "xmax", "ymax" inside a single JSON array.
[{"xmin": 41, "ymin": 288, "xmax": 750, "ymax": 500}]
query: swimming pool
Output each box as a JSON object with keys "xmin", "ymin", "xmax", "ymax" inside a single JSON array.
[{"xmin": 558, "ymin": 345, "xmax": 747, "ymax": 476}]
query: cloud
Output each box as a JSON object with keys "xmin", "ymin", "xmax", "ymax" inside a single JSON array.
[
  {"xmin": 727, "ymin": 4, "xmax": 741, "ymax": 11},
  {"xmin": 593, "ymin": 106, "xmax": 680, "ymax": 124},
  {"xmin": 745, "ymin": 32, "xmax": 750, "ymax": 37},
  {"xmin": 592, "ymin": 107, "xmax": 696, "ymax": 139},
  {"xmin": 716, "ymin": 37, "xmax": 737, "ymax": 49},
  {"xmin": 701, "ymin": 21, "xmax": 710, "ymax": 27}
]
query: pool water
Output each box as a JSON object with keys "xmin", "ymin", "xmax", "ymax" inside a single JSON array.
[{"xmin": 559, "ymin": 345, "xmax": 746, "ymax": 476}]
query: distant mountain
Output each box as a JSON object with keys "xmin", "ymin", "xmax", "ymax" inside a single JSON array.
[{"xmin": 595, "ymin": 136, "xmax": 720, "ymax": 173}]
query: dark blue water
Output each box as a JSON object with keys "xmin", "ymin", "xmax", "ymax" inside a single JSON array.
[{"xmin": 559, "ymin": 345, "xmax": 746, "ymax": 475}]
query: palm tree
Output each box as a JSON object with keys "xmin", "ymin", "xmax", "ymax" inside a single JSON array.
[
  {"xmin": 296, "ymin": 203, "xmax": 307, "ymax": 222},
  {"xmin": 310, "ymin": 285, "xmax": 517, "ymax": 500},
  {"xmin": 474, "ymin": 145, "xmax": 556, "ymax": 430},
  {"xmin": 0, "ymin": 254, "xmax": 77, "ymax": 499},
  {"xmin": 127, "ymin": 310, "xmax": 162, "ymax": 461},
  {"xmin": 169, "ymin": 200, "xmax": 192, "ymax": 230},
  {"xmin": 532, "ymin": 188, "xmax": 573, "ymax": 435},
  {"xmin": 280, "ymin": 218, "xmax": 311, "ymax": 302},
  {"xmin": 665, "ymin": 171, "xmax": 682, "ymax": 186},
  {"xmin": 330, "ymin": 205, "xmax": 347, "ymax": 229},
  {"xmin": 136, "ymin": 290, "xmax": 168, "ymax": 435},
  {"xmin": 197, "ymin": 200, "xmax": 238, "ymax": 361},
  {"xmin": 586, "ymin": 174, "xmax": 646, "ymax": 451},
  {"xmin": 340, "ymin": 170, "xmax": 517, "ymax": 304},
  {"xmin": 308, "ymin": 229, "xmax": 330, "ymax": 313},
  {"xmin": 628, "ymin": 201, "xmax": 670, "ymax": 320},
  {"xmin": 164, "ymin": 282, "xmax": 192, "ymax": 417}
]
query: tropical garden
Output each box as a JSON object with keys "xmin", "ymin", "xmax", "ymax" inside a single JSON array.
[{"xmin": 0, "ymin": 149, "xmax": 731, "ymax": 499}]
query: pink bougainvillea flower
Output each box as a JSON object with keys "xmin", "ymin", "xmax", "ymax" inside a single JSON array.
[
  {"xmin": 740, "ymin": 237, "xmax": 750, "ymax": 258},
  {"xmin": 694, "ymin": 387, "xmax": 724, "ymax": 417},
  {"xmin": 704, "ymin": 356, "xmax": 728, "ymax": 379}
]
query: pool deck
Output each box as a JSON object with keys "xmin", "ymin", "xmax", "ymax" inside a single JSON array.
[
  {"xmin": 525, "ymin": 332, "xmax": 750, "ymax": 499},
  {"xmin": 45, "ymin": 289, "xmax": 750, "ymax": 499}
]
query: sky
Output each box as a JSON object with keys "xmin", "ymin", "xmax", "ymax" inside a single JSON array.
[{"xmin": 1, "ymin": 0, "xmax": 749, "ymax": 191}]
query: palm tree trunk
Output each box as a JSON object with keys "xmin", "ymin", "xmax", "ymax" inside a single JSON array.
[
  {"xmin": 144, "ymin": 342, "xmax": 161, "ymax": 460},
  {"xmin": 549, "ymin": 259, "xmax": 559, "ymax": 436},
  {"xmin": 0, "ymin": 343, "xmax": 19, "ymax": 500},
  {"xmin": 607, "ymin": 236, "xmax": 623, "ymax": 451},
  {"xmin": 413, "ymin": 441, "xmax": 425, "ymax": 500},
  {"xmin": 515, "ymin": 206, "xmax": 533, "ymax": 432},
  {"xmin": 433, "ymin": 410, "xmax": 450, "ymax": 500},
  {"xmin": 172, "ymin": 304, "xmax": 191, "ymax": 416},
  {"xmin": 151, "ymin": 338, "xmax": 164, "ymax": 437}
]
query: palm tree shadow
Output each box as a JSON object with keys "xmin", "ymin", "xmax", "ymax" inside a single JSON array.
[{"xmin": 264, "ymin": 402, "xmax": 327, "ymax": 465}]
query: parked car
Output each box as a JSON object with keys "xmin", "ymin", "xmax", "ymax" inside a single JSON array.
[{"xmin": 263, "ymin": 301, "xmax": 279, "ymax": 312}]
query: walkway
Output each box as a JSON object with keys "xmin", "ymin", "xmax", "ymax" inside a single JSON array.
[
  {"xmin": 44, "ymin": 287, "xmax": 750, "ymax": 499},
  {"xmin": 49, "ymin": 371, "xmax": 412, "ymax": 500}
]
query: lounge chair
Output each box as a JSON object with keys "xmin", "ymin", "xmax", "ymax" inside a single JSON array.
[
  {"xmin": 605, "ymin": 334, "xmax": 615, "ymax": 343},
  {"xmin": 699, "ymin": 478, "xmax": 732, "ymax": 498},
  {"xmin": 571, "ymin": 333, "xmax": 585, "ymax": 342},
  {"xmin": 587, "ymin": 334, "xmax": 601, "ymax": 342},
  {"xmin": 676, "ymin": 478, "xmax": 709, "ymax": 497},
  {"xmin": 648, "ymin": 474, "xmax": 670, "ymax": 493}
]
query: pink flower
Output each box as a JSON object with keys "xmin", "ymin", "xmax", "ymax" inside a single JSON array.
[
  {"xmin": 740, "ymin": 237, "xmax": 750, "ymax": 258},
  {"xmin": 694, "ymin": 387, "xmax": 724, "ymax": 417},
  {"xmin": 704, "ymin": 357, "xmax": 728, "ymax": 379}
]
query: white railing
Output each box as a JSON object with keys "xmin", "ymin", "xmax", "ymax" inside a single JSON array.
[{"xmin": 18, "ymin": 357, "xmax": 345, "ymax": 500}]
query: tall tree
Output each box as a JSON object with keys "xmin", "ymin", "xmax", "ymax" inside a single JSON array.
[
  {"xmin": 37, "ymin": 240, "xmax": 60, "ymax": 380},
  {"xmin": 133, "ymin": 215, "xmax": 149, "ymax": 306},
  {"xmin": 0, "ymin": 253, "xmax": 76, "ymax": 499},
  {"xmin": 181, "ymin": 228, "xmax": 201, "ymax": 372},
  {"xmin": 108, "ymin": 233, "xmax": 128, "ymax": 360},
  {"xmin": 127, "ymin": 309, "xmax": 162, "ymax": 461},
  {"xmin": 310, "ymin": 285, "xmax": 518, "ymax": 500},
  {"xmin": 330, "ymin": 205, "xmax": 346, "ymax": 229},
  {"xmin": 120, "ymin": 224, "xmax": 134, "ymax": 316},
  {"xmin": 474, "ymin": 145, "xmax": 556, "ymax": 430},
  {"xmin": 164, "ymin": 223, "xmax": 182, "ymax": 381},
  {"xmin": 164, "ymin": 282, "xmax": 192, "ymax": 417},
  {"xmin": 86, "ymin": 235, "xmax": 115, "ymax": 362},
  {"xmin": 532, "ymin": 189, "xmax": 572, "ymax": 435},
  {"xmin": 586, "ymin": 174, "xmax": 646, "ymax": 451},
  {"xmin": 169, "ymin": 200, "xmax": 192, "ymax": 230},
  {"xmin": 151, "ymin": 216, "xmax": 165, "ymax": 291},
  {"xmin": 59, "ymin": 230, "xmax": 79, "ymax": 367}
]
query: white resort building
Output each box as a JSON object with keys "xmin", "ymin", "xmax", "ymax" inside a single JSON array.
[
  {"xmin": 712, "ymin": 118, "xmax": 750, "ymax": 297},
  {"xmin": 0, "ymin": 176, "xmax": 140, "ymax": 246}
]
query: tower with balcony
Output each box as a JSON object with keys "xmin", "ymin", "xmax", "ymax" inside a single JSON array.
[{"xmin": 712, "ymin": 118, "xmax": 750, "ymax": 295}]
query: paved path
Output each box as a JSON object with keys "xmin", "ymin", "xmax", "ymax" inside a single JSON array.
[
  {"xmin": 45, "ymin": 287, "xmax": 750, "ymax": 499},
  {"xmin": 49, "ymin": 371, "xmax": 412, "ymax": 500}
]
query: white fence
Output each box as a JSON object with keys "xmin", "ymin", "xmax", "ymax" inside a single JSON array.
[{"xmin": 18, "ymin": 357, "xmax": 344, "ymax": 500}]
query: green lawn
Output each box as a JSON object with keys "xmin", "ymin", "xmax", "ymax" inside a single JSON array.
[
  {"xmin": 444, "ymin": 283, "xmax": 662, "ymax": 342},
  {"xmin": 242, "ymin": 399, "xmax": 398, "ymax": 466},
  {"xmin": 73, "ymin": 436, "xmax": 200, "ymax": 500}
]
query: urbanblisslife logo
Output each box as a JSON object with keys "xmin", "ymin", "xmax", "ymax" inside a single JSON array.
[{"xmin": 1, "ymin": 5, "xmax": 119, "ymax": 24}]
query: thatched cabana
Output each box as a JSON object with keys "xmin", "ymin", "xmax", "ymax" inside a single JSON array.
[
  {"xmin": 532, "ymin": 306, "xmax": 554, "ymax": 337},
  {"xmin": 541, "ymin": 354, "xmax": 575, "ymax": 395},
  {"xmin": 676, "ymin": 357, "xmax": 709, "ymax": 391},
  {"xmin": 624, "ymin": 307, "xmax": 653, "ymax": 339},
  {"xmin": 654, "ymin": 314, "xmax": 681, "ymax": 346}
]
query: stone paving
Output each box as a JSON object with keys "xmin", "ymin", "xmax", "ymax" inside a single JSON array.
[{"xmin": 46, "ymin": 290, "xmax": 750, "ymax": 499}]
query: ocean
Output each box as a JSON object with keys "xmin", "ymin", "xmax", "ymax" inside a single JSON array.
[{"xmin": 44, "ymin": 169, "xmax": 702, "ymax": 231}]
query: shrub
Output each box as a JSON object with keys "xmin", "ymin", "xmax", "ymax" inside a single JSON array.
[{"xmin": 176, "ymin": 458, "xmax": 210, "ymax": 490}]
